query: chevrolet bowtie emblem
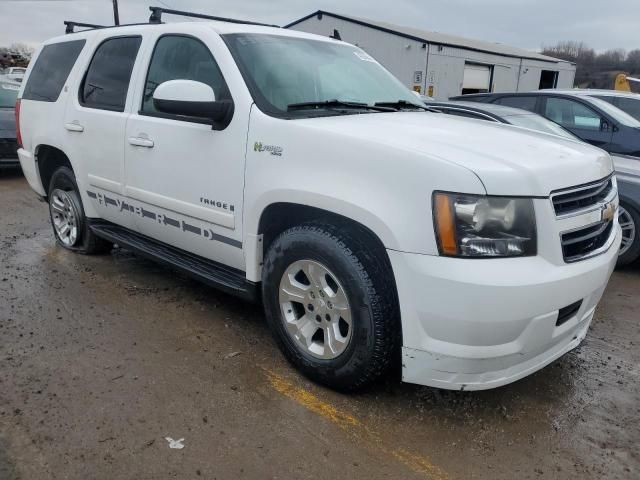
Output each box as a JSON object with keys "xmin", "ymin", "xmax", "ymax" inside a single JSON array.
[{"xmin": 601, "ymin": 201, "xmax": 616, "ymax": 222}]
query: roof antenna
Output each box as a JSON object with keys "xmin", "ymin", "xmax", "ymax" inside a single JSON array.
[{"xmin": 330, "ymin": 29, "xmax": 341, "ymax": 40}]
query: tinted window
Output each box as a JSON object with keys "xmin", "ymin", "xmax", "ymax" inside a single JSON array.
[
  {"xmin": 544, "ymin": 97, "xmax": 603, "ymax": 130},
  {"xmin": 81, "ymin": 36, "xmax": 141, "ymax": 112},
  {"xmin": 23, "ymin": 40, "xmax": 85, "ymax": 102},
  {"xmin": 142, "ymin": 35, "xmax": 229, "ymax": 114},
  {"xmin": 593, "ymin": 95, "xmax": 616, "ymax": 106},
  {"xmin": 494, "ymin": 96, "xmax": 538, "ymax": 112},
  {"xmin": 615, "ymin": 97, "xmax": 640, "ymax": 121}
]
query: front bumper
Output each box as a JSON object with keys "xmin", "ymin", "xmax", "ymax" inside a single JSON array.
[{"xmin": 389, "ymin": 224, "xmax": 620, "ymax": 391}]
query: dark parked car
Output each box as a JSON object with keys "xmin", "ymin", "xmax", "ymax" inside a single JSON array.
[
  {"xmin": 0, "ymin": 78, "xmax": 20, "ymax": 168},
  {"xmin": 423, "ymin": 101, "xmax": 579, "ymax": 140},
  {"xmin": 451, "ymin": 91, "xmax": 640, "ymax": 266}
]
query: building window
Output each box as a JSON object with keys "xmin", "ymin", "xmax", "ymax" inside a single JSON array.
[{"xmin": 539, "ymin": 70, "xmax": 559, "ymax": 89}]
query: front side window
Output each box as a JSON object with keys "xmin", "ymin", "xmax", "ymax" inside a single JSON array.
[
  {"xmin": 80, "ymin": 36, "xmax": 141, "ymax": 112},
  {"xmin": 142, "ymin": 35, "xmax": 230, "ymax": 115},
  {"xmin": 544, "ymin": 97, "xmax": 603, "ymax": 130},
  {"xmin": 23, "ymin": 40, "xmax": 85, "ymax": 102},
  {"xmin": 223, "ymin": 33, "xmax": 422, "ymax": 117}
]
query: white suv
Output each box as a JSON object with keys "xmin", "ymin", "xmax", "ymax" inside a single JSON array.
[{"xmin": 16, "ymin": 12, "xmax": 621, "ymax": 391}]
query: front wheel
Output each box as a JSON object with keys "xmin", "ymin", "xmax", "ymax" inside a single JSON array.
[
  {"xmin": 261, "ymin": 222, "xmax": 400, "ymax": 391},
  {"xmin": 617, "ymin": 202, "xmax": 640, "ymax": 267}
]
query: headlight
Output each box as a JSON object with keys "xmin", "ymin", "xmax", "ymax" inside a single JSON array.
[{"xmin": 433, "ymin": 192, "xmax": 537, "ymax": 257}]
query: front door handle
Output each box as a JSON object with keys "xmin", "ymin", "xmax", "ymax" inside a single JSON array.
[
  {"xmin": 64, "ymin": 122, "xmax": 84, "ymax": 132},
  {"xmin": 128, "ymin": 136, "xmax": 155, "ymax": 148}
]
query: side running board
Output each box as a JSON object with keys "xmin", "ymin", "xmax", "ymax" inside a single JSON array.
[{"xmin": 89, "ymin": 221, "xmax": 257, "ymax": 302}]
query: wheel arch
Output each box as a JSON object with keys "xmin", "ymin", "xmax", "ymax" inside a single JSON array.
[
  {"xmin": 254, "ymin": 202, "xmax": 400, "ymax": 309},
  {"xmin": 34, "ymin": 144, "xmax": 75, "ymax": 198}
]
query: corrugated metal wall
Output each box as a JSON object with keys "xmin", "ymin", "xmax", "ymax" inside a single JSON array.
[{"xmin": 288, "ymin": 15, "xmax": 577, "ymax": 100}]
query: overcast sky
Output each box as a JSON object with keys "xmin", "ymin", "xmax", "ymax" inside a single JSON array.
[{"xmin": 0, "ymin": 0, "xmax": 638, "ymax": 53}]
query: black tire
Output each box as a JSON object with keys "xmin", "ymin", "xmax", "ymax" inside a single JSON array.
[
  {"xmin": 261, "ymin": 222, "xmax": 400, "ymax": 391},
  {"xmin": 617, "ymin": 202, "xmax": 640, "ymax": 267},
  {"xmin": 48, "ymin": 166, "xmax": 113, "ymax": 254}
]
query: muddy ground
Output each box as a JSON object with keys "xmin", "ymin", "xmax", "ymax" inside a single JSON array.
[{"xmin": 1, "ymin": 169, "xmax": 638, "ymax": 480}]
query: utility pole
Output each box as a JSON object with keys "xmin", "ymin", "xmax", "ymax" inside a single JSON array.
[{"xmin": 112, "ymin": 0, "xmax": 120, "ymax": 25}]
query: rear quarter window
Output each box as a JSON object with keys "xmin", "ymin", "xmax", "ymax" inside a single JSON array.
[{"xmin": 22, "ymin": 40, "xmax": 86, "ymax": 102}]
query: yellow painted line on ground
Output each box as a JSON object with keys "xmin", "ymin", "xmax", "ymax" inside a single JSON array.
[{"xmin": 264, "ymin": 369, "xmax": 449, "ymax": 480}]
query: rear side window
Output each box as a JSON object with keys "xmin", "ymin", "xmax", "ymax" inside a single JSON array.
[
  {"xmin": 23, "ymin": 40, "xmax": 85, "ymax": 102},
  {"xmin": 494, "ymin": 96, "xmax": 538, "ymax": 112},
  {"xmin": 141, "ymin": 35, "xmax": 230, "ymax": 115},
  {"xmin": 80, "ymin": 36, "xmax": 141, "ymax": 112},
  {"xmin": 616, "ymin": 97, "xmax": 640, "ymax": 121}
]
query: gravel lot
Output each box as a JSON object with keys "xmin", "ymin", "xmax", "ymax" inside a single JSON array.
[{"xmin": 1, "ymin": 168, "xmax": 638, "ymax": 480}]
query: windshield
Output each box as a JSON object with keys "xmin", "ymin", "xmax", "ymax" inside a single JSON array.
[
  {"xmin": 505, "ymin": 114, "xmax": 580, "ymax": 140},
  {"xmin": 0, "ymin": 81, "xmax": 19, "ymax": 108},
  {"xmin": 223, "ymin": 33, "xmax": 423, "ymax": 117},
  {"xmin": 587, "ymin": 96, "xmax": 640, "ymax": 128}
]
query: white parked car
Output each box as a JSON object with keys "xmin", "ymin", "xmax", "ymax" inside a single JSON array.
[
  {"xmin": 4, "ymin": 67, "xmax": 26, "ymax": 83},
  {"xmin": 16, "ymin": 10, "xmax": 621, "ymax": 391}
]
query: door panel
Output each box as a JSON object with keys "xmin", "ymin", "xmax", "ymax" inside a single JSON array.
[
  {"xmin": 124, "ymin": 34, "xmax": 247, "ymax": 270},
  {"xmin": 64, "ymin": 35, "xmax": 142, "ymax": 229}
]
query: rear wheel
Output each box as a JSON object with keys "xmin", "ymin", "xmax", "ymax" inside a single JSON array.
[
  {"xmin": 262, "ymin": 222, "xmax": 400, "ymax": 391},
  {"xmin": 48, "ymin": 167, "xmax": 113, "ymax": 254},
  {"xmin": 617, "ymin": 202, "xmax": 640, "ymax": 267}
]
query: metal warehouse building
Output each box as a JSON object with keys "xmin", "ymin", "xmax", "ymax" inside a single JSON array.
[{"xmin": 286, "ymin": 11, "xmax": 576, "ymax": 101}]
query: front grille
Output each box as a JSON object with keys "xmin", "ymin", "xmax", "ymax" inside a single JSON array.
[
  {"xmin": 561, "ymin": 220, "xmax": 613, "ymax": 262},
  {"xmin": 556, "ymin": 300, "xmax": 583, "ymax": 327},
  {"xmin": 0, "ymin": 138, "xmax": 18, "ymax": 159},
  {"xmin": 552, "ymin": 177, "xmax": 613, "ymax": 217}
]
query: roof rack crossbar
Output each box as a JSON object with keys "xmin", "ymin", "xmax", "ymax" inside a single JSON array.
[
  {"xmin": 64, "ymin": 21, "xmax": 107, "ymax": 34},
  {"xmin": 148, "ymin": 6, "xmax": 280, "ymax": 28}
]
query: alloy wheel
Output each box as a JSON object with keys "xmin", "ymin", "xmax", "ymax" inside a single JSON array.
[
  {"xmin": 50, "ymin": 189, "xmax": 80, "ymax": 247},
  {"xmin": 278, "ymin": 259, "xmax": 353, "ymax": 360}
]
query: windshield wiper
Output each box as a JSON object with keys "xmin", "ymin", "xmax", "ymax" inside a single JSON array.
[
  {"xmin": 287, "ymin": 99, "xmax": 395, "ymax": 112},
  {"xmin": 374, "ymin": 100, "xmax": 437, "ymax": 112}
]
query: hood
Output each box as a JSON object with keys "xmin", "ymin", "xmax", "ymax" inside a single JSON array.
[
  {"xmin": 0, "ymin": 108, "xmax": 16, "ymax": 137},
  {"xmin": 297, "ymin": 112, "xmax": 613, "ymax": 196}
]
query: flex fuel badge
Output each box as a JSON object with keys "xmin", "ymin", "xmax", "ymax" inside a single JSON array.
[{"xmin": 254, "ymin": 142, "xmax": 283, "ymax": 157}]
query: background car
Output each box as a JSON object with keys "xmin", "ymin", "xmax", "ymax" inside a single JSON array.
[
  {"xmin": 423, "ymin": 100, "xmax": 580, "ymax": 140},
  {"xmin": 3, "ymin": 66, "xmax": 26, "ymax": 83},
  {"xmin": 450, "ymin": 91, "xmax": 640, "ymax": 266},
  {"xmin": 0, "ymin": 77, "xmax": 20, "ymax": 168},
  {"xmin": 545, "ymin": 89, "xmax": 640, "ymax": 122}
]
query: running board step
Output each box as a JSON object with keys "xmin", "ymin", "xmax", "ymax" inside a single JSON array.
[{"xmin": 89, "ymin": 221, "xmax": 257, "ymax": 301}]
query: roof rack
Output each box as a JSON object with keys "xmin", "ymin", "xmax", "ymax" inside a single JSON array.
[
  {"xmin": 64, "ymin": 21, "xmax": 107, "ymax": 34},
  {"xmin": 148, "ymin": 6, "xmax": 280, "ymax": 28}
]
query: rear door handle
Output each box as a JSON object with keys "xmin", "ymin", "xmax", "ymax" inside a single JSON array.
[
  {"xmin": 128, "ymin": 137, "xmax": 154, "ymax": 148},
  {"xmin": 64, "ymin": 122, "xmax": 84, "ymax": 132}
]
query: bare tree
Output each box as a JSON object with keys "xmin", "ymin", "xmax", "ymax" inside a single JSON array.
[
  {"xmin": 9, "ymin": 42, "xmax": 35, "ymax": 61},
  {"xmin": 625, "ymin": 49, "xmax": 640, "ymax": 74}
]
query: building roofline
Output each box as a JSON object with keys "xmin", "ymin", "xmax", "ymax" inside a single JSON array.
[{"xmin": 285, "ymin": 10, "xmax": 574, "ymax": 65}]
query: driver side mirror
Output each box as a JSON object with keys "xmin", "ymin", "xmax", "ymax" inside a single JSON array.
[{"xmin": 153, "ymin": 79, "xmax": 233, "ymax": 130}]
